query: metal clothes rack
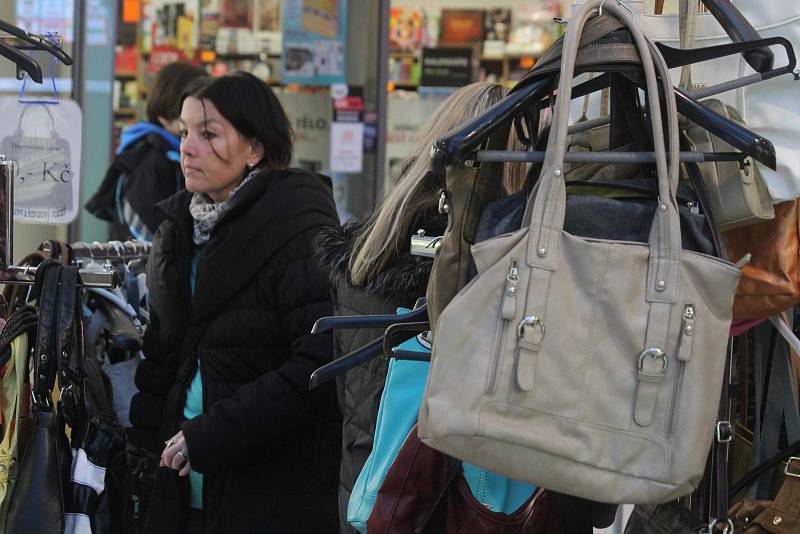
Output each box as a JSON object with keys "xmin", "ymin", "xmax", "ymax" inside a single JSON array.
[{"xmin": 0, "ymin": 157, "xmax": 119, "ymax": 288}]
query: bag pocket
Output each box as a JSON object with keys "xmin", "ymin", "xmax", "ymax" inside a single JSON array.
[{"xmin": 485, "ymin": 260, "xmax": 519, "ymax": 396}]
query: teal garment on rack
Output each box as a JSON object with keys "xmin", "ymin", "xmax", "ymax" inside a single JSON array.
[{"xmin": 347, "ymin": 309, "xmax": 535, "ymax": 533}]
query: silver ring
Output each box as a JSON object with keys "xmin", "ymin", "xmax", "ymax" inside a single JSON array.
[
  {"xmin": 165, "ymin": 439, "xmax": 175, "ymax": 448},
  {"xmin": 177, "ymin": 450, "xmax": 188, "ymax": 462}
]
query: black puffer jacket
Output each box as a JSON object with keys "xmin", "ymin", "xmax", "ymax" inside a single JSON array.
[
  {"xmin": 316, "ymin": 218, "xmax": 441, "ymax": 533},
  {"xmin": 85, "ymin": 132, "xmax": 182, "ymax": 241},
  {"xmin": 131, "ymin": 168, "xmax": 342, "ymax": 534}
]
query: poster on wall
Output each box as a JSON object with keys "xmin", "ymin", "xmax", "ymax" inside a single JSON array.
[
  {"xmin": 254, "ymin": 0, "xmax": 282, "ymax": 55},
  {"xmin": 150, "ymin": 0, "xmax": 200, "ymax": 52},
  {"xmin": 282, "ymin": 0, "xmax": 347, "ymax": 86},
  {"xmin": 219, "ymin": 0, "xmax": 252, "ymax": 28}
]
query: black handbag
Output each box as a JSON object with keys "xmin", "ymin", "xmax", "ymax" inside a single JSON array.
[{"xmin": 4, "ymin": 261, "xmax": 71, "ymax": 534}]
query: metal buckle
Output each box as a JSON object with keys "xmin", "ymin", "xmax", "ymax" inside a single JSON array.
[
  {"xmin": 784, "ymin": 457, "xmax": 800, "ymax": 478},
  {"xmin": 517, "ymin": 316, "xmax": 545, "ymax": 340},
  {"xmin": 706, "ymin": 518, "xmax": 734, "ymax": 534},
  {"xmin": 638, "ymin": 348, "xmax": 667, "ymax": 372},
  {"xmin": 716, "ymin": 421, "xmax": 733, "ymax": 443}
]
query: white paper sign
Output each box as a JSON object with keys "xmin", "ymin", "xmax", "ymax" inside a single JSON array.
[
  {"xmin": 329, "ymin": 121, "xmax": 363, "ymax": 173},
  {"xmin": 0, "ymin": 97, "xmax": 83, "ymax": 224}
]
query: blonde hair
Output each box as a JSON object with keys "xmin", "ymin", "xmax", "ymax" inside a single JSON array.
[{"xmin": 349, "ymin": 82, "xmax": 527, "ymax": 287}]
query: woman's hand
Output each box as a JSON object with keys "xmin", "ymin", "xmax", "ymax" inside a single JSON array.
[{"xmin": 161, "ymin": 430, "xmax": 192, "ymax": 476}]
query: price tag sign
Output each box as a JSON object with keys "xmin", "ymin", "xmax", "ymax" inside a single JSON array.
[{"xmin": 0, "ymin": 97, "xmax": 83, "ymax": 224}]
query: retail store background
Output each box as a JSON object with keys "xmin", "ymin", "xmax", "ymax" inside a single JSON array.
[{"xmin": 0, "ymin": 0, "xmax": 579, "ymax": 262}]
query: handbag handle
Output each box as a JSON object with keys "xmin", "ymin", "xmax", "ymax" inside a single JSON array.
[
  {"xmin": 31, "ymin": 261, "xmax": 62, "ymax": 412},
  {"xmin": 525, "ymin": 0, "xmax": 682, "ymax": 307}
]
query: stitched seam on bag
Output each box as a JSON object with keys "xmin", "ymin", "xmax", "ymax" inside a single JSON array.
[
  {"xmin": 479, "ymin": 401, "xmax": 669, "ymax": 481},
  {"xmin": 577, "ymin": 243, "xmax": 612, "ymax": 421}
]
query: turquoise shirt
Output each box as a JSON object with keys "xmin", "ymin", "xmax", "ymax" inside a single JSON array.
[{"xmin": 184, "ymin": 247, "xmax": 204, "ymax": 509}]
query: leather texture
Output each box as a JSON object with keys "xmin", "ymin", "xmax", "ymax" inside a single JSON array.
[
  {"xmin": 368, "ymin": 425, "xmax": 451, "ymax": 534},
  {"xmin": 623, "ymin": 502, "xmax": 706, "ymax": 533},
  {"xmin": 347, "ymin": 332, "xmax": 430, "ymax": 532},
  {"xmin": 445, "ymin": 475, "xmax": 560, "ymax": 534},
  {"xmin": 723, "ymin": 200, "xmax": 800, "ymax": 321},
  {"xmin": 418, "ymin": 1, "xmax": 742, "ymax": 504},
  {"xmin": 4, "ymin": 262, "xmax": 68, "ymax": 534},
  {"xmin": 683, "ymin": 99, "xmax": 774, "ymax": 230},
  {"xmin": 729, "ymin": 468, "xmax": 800, "ymax": 533}
]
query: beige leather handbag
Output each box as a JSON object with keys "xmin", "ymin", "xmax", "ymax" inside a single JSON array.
[
  {"xmin": 683, "ymin": 100, "xmax": 775, "ymax": 231},
  {"xmin": 418, "ymin": 0, "xmax": 743, "ymax": 505}
]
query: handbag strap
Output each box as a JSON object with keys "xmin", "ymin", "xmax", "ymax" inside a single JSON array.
[
  {"xmin": 711, "ymin": 345, "xmax": 733, "ymax": 533},
  {"xmin": 520, "ymin": 1, "xmax": 681, "ymax": 369},
  {"xmin": 683, "ymin": 160, "xmax": 727, "ymax": 258},
  {"xmin": 31, "ymin": 261, "xmax": 62, "ymax": 412},
  {"xmin": 679, "ymin": 0, "xmax": 699, "ymax": 89},
  {"xmin": 55, "ymin": 266, "xmax": 81, "ymax": 423}
]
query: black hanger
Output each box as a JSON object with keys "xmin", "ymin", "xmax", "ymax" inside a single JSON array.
[
  {"xmin": 0, "ymin": 39, "xmax": 42, "ymax": 82},
  {"xmin": 309, "ymin": 303, "xmax": 430, "ymax": 389},
  {"xmin": 310, "ymin": 302, "xmax": 428, "ymax": 334},
  {"xmin": 700, "ymin": 0, "xmax": 773, "ymax": 73},
  {"xmin": 433, "ymin": 35, "xmax": 792, "ymax": 174},
  {"xmin": 0, "ymin": 19, "xmax": 73, "ymax": 66}
]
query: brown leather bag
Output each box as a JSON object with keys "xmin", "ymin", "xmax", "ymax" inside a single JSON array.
[
  {"xmin": 368, "ymin": 425, "xmax": 560, "ymax": 534},
  {"xmin": 445, "ymin": 473, "xmax": 559, "ymax": 534},
  {"xmin": 730, "ymin": 460, "xmax": 800, "ymax": 533},
  {"xmin": 368, "ymin": 425, "xmax": 452, "ymax": 534},
  {"xmin": 723, "ymin": 200, "xmax": 800, "ymax": 321}
]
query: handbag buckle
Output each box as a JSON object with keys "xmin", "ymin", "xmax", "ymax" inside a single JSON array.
[
  {"xmin": 517, "ymin": 316, "xmax": 545, "ymax": 340},
  {"xmin": 716, "ymin": 421, "xmax": 733, "ymax": 443},
  {"xmin": 784, "ymin": 457, "xmax": 800, "ymax": 478},
  {"xmin": 638, "ymin": 348, "xmax": 667, "ymax": 372},
  {"xmin": 705, "ymin": 518, "xmax": 734, "ymax": 534}
]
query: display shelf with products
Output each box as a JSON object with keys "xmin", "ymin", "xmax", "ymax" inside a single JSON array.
[{"xmin": 386, "ymin": 3, "xmax": 560, "ymax": 91}]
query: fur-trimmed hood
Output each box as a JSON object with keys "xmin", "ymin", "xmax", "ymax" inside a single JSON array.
[{"xmin": 315, "ymin": 220, "xmax": 438, "ymax": 307}]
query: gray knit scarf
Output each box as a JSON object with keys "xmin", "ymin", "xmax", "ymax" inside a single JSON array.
[{"xmin": 189, "ymin": 168, "xmax": 259, "ymax": 245}]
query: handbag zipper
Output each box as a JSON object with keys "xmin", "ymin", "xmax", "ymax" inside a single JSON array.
[
  {"xmin": 668, "ymin": 304, "xmax": 695, "ymax": 436},
  {"xmin": 486, "ymin": 260, "xmax": 518, "ymax": 395}
]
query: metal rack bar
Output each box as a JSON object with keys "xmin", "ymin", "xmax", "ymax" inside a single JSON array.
[{"xmin": 474, "ymin": 150, "xmax": 747, "ymax": 164}]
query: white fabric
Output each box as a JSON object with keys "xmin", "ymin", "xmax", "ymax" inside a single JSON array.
[
  {"xmin": 64, "ymin": 513, "xmax": 93, "ymax": 534},
  {"xmin": 571, "ymin": 0, "xmax": 800, "ymax": 202},
  {"xmin": 770, "ymin": 314, "xmax": 800, "ymax": 358},
  {"xmin": 70, "ymin": 448, "xmax": 106, "ymax": 495}
]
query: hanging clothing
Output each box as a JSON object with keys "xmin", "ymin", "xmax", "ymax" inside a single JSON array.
[
  {"xmin": 315, "ymin": 215, "xmax": 444, "ymax": 534},
  {"xmin": 85, "ymin": 122, "xmax": 183, "ymax": 241}
]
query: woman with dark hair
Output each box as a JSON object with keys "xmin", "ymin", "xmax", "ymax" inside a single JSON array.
[
  {"xmin": 130, "ymin": 71, "xmax": 341, "ymax": 534},
  {"xmin": 86, "ymin": 61, "xmax": 206, "ymax": 240}
]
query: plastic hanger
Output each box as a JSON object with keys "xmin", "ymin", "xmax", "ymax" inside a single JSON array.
[
  {"xmin": 0, "ymin": 19, "xmax": 73, "ymax": 66},
  {"xmin": 310, "ymin": 301, "xmax": 428, "ymax": 334},
  {"xmin": 0, "ymin": 39, "xmax": 42, "ymax": 82},
  {"xmin": 432, "ymin": 34, "xmax": 792, "ymax": 173},
  {"xmin": 308, "ymin": 301, "xmax": 429, "ymax": 389}
]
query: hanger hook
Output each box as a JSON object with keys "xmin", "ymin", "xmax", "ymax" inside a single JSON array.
[{"xmin": 598, "ymin": 0, "xmax": 635, "ymax": 20}]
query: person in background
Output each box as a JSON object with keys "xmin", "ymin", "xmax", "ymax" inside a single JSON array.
[
  {"xmin": 86, "ymin": 61, "xmax": 205, "ymax": 241},
  {"xmin": 315, "ymin": 81, "xmax": 526, "ymax": 534},
  {"xmin": 130, "ymin": 72, "xmax": 341, "ymax": 534}
]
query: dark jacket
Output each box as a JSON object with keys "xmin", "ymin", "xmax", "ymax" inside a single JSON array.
[
  {"xmin": 316, "ymin": 219, "xmax": 439, "ymax": 533},
  {"xmin": 131, "ymin": 168, "xmax": 342, "ymax": 534},
  {"xmin": 86, "ymin": 128, "xmax": 182, "ymax": 241}
]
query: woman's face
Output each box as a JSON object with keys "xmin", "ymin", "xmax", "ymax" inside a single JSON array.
[{"xmin": 179, "ymin": 96, "xmax": 263, "ymax": 203}]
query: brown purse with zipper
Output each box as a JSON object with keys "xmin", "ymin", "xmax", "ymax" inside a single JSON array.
[
  {"xmin": 723, "ymin": 200, "xmax": 800, "ymax": 321},
  {"xmin": 368, "ymin": 425, "xmax": 560, "ymax": 534}
]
